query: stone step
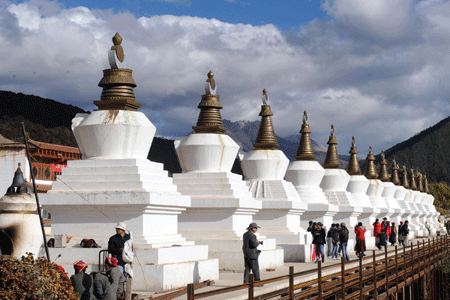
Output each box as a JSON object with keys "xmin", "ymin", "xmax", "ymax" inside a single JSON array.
[
  {"xmin": 63, "ymin": 165, "xmax": 168, "ymax": 177},
  {"xmin": 58, "ymin": 173, "xmax": 174, "ymax": 184},
  {"xmin": 51, "ymin": 180, "xmax": 178, "ymax": 192}
]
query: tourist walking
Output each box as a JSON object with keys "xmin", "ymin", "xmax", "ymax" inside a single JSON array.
[
  {"xmin": 70, "ymin": 261, "xmax": 95, "ymax": 300},
  {"xmin": 398, "ymin": 221, "xmax": 405, "ymax": 246},
  {"xmin": 373, "ymin": 219, "xmax": 381, "ymax": 248},
  {"xmin": 243, "ymin": 222, "xmax": 262, "ymax": 283},
  {"xmin": 312, "ymin": 222, "xmax": 326, "ymax": 263},
  {"xmin": 425, "ymin": 221, "xmax": 431, "ymax": 235},
  {"xmin": 331, "ymin": 224, "xmax": 339, "ymax": 260},
  {"xmin": 389, "ymin": 222, "xmax": 397, "ymax": 246},
  {"xmin": 339, "ymin": 223, "xmax": 350, "ymax": 262},
  {"xmin": 326, "ymin": 225, "xmax": 333, "ymax": 258},
  {"xmin": 354, "ymin": 222, "xmax": 366, "ymax": 256},
  {"xmin": 105, "ymin": 257, "xmax": 126, "ymax": 300},
  {"xmin": 108, "ymin": 222, "xmax": 131, "ymax": 276}
]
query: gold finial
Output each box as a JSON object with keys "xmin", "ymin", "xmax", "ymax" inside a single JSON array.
[
  {"xmin": 409, "ymin": 168, "xmax": 417, "ymax": 190},
  {"xmin": 193, "ymin": 71, "xmax": 226, "ymax": 134},
  {"xmin": 323, "ymin": 124, "xmax": 340, "ymax": 169},
  {"xmin": 111, "ymin": 32, "xmax": 124, "ymax": 63},
  {"xmin": 206, "ymin": 70, "xmax": 215, "ymax": 91},
  {"xmin": 390, "ymin": 158, "xmax": 401, "ymax": 185},
  {"xmin": 262, "ymin": 88, "xmax": 268, "ymax": 105},
  {"xmin": 94, "ymin": 33, "xmax": 140, "ymax": 111},
  {"xmin": 346, "ymin": 136, "xmax": 360, "ymax": 175},
  {"xmin": 294, "ymin": 110, "xmax": 315, "ymax": 160},
  {"xmin": 364, "ymin": 145, "xmax": 378, "ymax": 179},
  {"xmin": 424, "ymin": 175, "xmax": 429, "ymax": 193},
  {"xmin": 401, "ymin": 165, "xmax": 409, "ymax": 188},
  {"xmin": 417, "ymin": 172, "xmax": 424, "ymax": 192},
  {"xmin": 253, "ymin": 90, "xmax": 279, "ymax": 150},
  {"xmin": 378, "ymin": 150, "xmax": 389, "ymax": 181}
]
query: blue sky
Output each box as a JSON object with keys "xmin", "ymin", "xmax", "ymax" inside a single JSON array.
[
  {"xmin": 51, "ymin": 0, "xmax": 328, "ymax": 30},
  {"xmin": 1, "ymin": 0, "xmax": 450, "ymax": 157}
]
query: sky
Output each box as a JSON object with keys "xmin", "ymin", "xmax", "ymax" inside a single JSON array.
[{"xmin": 1, "ymin": 0, "xmax": 450, "ymax": 157}]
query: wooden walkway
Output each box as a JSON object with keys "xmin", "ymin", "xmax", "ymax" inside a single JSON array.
[{"xmin": 153, "ymin": 236, "xmax": 450, "ymax": 300}]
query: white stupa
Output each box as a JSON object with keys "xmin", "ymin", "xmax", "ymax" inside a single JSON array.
[
  {"xmin": 346, "ymin": 141, "xmax": 379, "ymax": 228},
  {"xmin": 241, "ymin": 91, "xmax": 309, "ymax": 262},
  {"xmin": 394, "ymin": 166, "xmax": 414, "ymax": 226},
  {"xmin": 0, "ymin": 164, "xmax": 43, "ymax": 258},
  {"xmin": 173, "ymin": 73, "xmax": 284, "ymax": 271},
  {"xmin": 319, "ymin": 126, "xmax": 362, "ymax": 228},
  {"xmin": 284, "ymin": 111, "xmax": 338, "ymax": 230},
  {"xmin": 405, "ymin": 169, "xmax": 425, "ymax": 236},
  {"xmin": 423, "ymin": 176, "xmax": 440, "ymax": 233},
  {"xmin": 379, "ymin": 159, "xmax": 404, "ymax": 224},
  {"xmin": 40, "ymin": 33, "xmax": 218, "ymax": 292}
]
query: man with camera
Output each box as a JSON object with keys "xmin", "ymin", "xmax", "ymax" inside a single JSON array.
[{"xmin": 243, "ymin": 222, "xmax": 262, "ymax": 283}]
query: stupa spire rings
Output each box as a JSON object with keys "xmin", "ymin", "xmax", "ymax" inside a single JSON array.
[
  {"xmin": 409, "ymin": 168, "xmax": 418, "ymax": 190},
  {"xmin": 204, "ymin": 70, "xmax": 217, "ymax": 95},
  {"xmin": 193, "ymin": 71, "xmax": 226, "ymax": 134},
  {"xmin": 390, "ymin": 157, "xmax": 401, "ymax": 185},
  {"xmin": 323, "ymin": 124, "xmax": 340, "ymax": 169},
  {"xmin": 424, "ymin": 175, "xmax": 429, "ymax": 193},
  {"xmin": 378, "ymin": 150, "xmax": 389, "ymax": 182},
  {"xmin": 253, "ymin": 89, "xmax": 279, "ymax": 150},
  {"xmin": 294, "ymin": 110, "xmax": 315, "ymax": 160},
  {"xmin": 95, "ymin": 33, "xmax": 141, "ymax": 111},
  {"xmin": 417, "ymin": 172, "xmax": 424, "ymax": 192},
  {"xmin": 364, "ymin": 145, "xmax": 378, "ymax": 179},
  {"xmin": 346, "ymin": 136, "xmax": 361, "ymax": 175},
  {"xmin": 401, "ymin": 165, "xmax": 410, "ymax": 188}
]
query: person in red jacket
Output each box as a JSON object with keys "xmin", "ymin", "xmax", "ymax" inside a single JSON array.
[
  {"xmin": 354, "ymin": 222, "xmax": 366, "ymax": 256},
  {"xmin": 373, "ymin": 219, "xmax": 381, "ymax": 248}
]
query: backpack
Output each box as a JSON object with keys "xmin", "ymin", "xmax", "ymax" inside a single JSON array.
[{"xmin": 80, "ymin": 238, "xmax": 100, "ymax": 248}]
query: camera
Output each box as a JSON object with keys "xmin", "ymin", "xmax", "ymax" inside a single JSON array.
[{"xmin": 259, "ymin": 241, "xmax": 264, "ymax": 245}]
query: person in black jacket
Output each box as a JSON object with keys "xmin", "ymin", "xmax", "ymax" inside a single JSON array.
[
  {"xmin": 108, "ymin": 222, "xmax": 130, "ymax": 276},
  {"xmin": 307, "ymin": 221, "xmax": 314, "ymax": 232},
  {"xmin": 243, "ymin": 222, "xmax": 262, "ymax": 283},
  {"xmin": 339, "ymin": 223, "xmax": 350, "ymax": 261},
  {"xmin": 312, "ymin": 222, "xmax": 326, "ymax": 263},
  {"xmin": 331, "ymin": 224, "xmax": 339, "ymax": 260}
]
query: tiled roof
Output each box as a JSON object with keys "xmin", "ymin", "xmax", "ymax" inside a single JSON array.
[
  {"xmin": 0, "ymin": 134, "xmax": 25, "ymax": 148},
  {"xmin": 28, "ymin": 139, "xmax": 80, "ymax": 154}
]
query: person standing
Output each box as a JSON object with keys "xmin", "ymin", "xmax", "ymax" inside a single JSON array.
[
  {"xmin": 339, "ymin": 223, "xmax": 350, "ymax": 262},
  {"xmin": 389, "ymin": 222, "xmax": 397, "ymax": 246},
  {"xmin": 425, "ymin": 221, "xmax": 431, "ymax": 235},
  {"xmin": 307, "ymin": 221, "xmax": 314, "ymax": 232},
  {"xmin": 354, "ymin": 222, "xmax": 366, "ymax": 256},
  {"xmin": 243, "ymin": 222, "xmax": 262, "ymax": 283},
  {"xmin": 70, "ymin": 261, "xmax": 95, "ymax": 300},
  {"xmin": 326, "ymin": 225, "xmax": 333, "ymax": 259},
  {"xmin": 105, "ymin": 257, "xmax": 126, "ymax": 300},
  {"xmin": 398, "ymin": 221, "xmax": 404, "ymax": 246},
  {"xmin": 331, "ymin": 224, "xmax": 339, "ymax": 260},
  {"xmin": 312, "ymin": 222, "xmax": 326, "ymax": 263},
  {"xmin": 373, "ymin": 219, "xmax": 381, "ymax": 249},
  {"xmin": 108, "ymin": 222, "xmax": 131, "ymax": 276},
  {"xmin": 403, "ymin": 220, "xmax": 410, "ymax": 246}
]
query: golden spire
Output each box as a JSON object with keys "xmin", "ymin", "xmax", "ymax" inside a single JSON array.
[
  {"xmin": 390, "ymin": 158, "xmax": 401, "ymax": 185},
  {"xmin": 192, "ymin": 71, "xmax": 226, "ymax": 134},
  {"xmin": 346, "ymin": 136, "xmax": 361, "ymax": 175},
  {"xmin": 323, "ymin": 124, "xmax": 340, "ymax": 169},
  {"xmin": 94, "ymin": 33, "xmax": 141, "ymax": 111},
  {"xmin": 253, "ymin": 89, "xmax": 279, "ymax": 150},
  {"xmin": 401, "ymin": 165, "xmax": 410, "ymax": 189},
  {"xmin": 417, "ymin": 172, "xmax": 424, "ymax": 192},
  {"xmin": 409, "ymin": 168, "xmax": 417, "ymax": 190},
  {"xmin": 294, "ymin": 111, "xmax": 315, "ymax": 160},
  {"xmin": 424, "ymin": 175, "xmax": 429, "ymax": 193},
  {"xmin": 364, "ymin": 146, "xmax": 378, "ymax": 179},
  {"xmin": 378, "ymin": 151, "xmax": 389, "ymax": 182}
]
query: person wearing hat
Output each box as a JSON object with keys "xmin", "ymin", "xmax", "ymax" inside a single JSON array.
[
  {"xmin": 243, "ymin": 222, "xmax": 262, "ymax": 283},
  {"xmin": 71, "ymin": 261, "xmax": 95, "ymax": 300},
  {"xmin": 108, "ymin": 222, "xmax": 131, "ymax": 276}
]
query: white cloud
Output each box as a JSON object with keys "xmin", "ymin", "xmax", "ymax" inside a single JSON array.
[{"xmin": 0, "ymin": 0, "xmax": 450, "ymax": 156}]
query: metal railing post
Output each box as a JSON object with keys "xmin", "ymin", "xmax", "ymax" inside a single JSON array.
[
  {"xmin": 359, "ymin": 253, "xmax": 363, "ymax": 300},
  {"xmin": 395, "ymin": 246, "xmax": 399, "ymax": 296},
  {"xmin": 385, "ymin": 245, "xmax": 389, "ymax": 297},
  {"xmin": 372, "ymin": 250, "xmax": 377, "ymax": 299},
  {"xmin": 341, "ymin": 256, "xmax": 345, "ymax": 299},
  {"xmin": 187, "ymin": 283, "xmax": 194, "ymax": 300},
  {"xmin": 248, "ymin": 274, "xmax": 254, "ymax": 300},
  {"xmin": 289, "ymin": 266, "xmax": 294, "ymax": 299},
  {"xmin": 318, "ymin": 260, "xmax": 322, "ymax": 300}
]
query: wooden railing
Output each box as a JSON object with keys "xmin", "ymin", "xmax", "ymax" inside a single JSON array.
[{"xmin": 181, "ymin": 236, "xmax": 449, "ymax": 300}]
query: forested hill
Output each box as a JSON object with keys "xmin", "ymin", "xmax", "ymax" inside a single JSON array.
[{"xmin": 367, "ymin": 115, "xmax": 450, "ymax": 184}]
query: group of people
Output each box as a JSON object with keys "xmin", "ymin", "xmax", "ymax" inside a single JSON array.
[
  {"xmin": 70, "ymin": 222, "xmax": 132, "ymax": 300},
  {"xmin": 373, "ymin": 218, "xmax": 410, "ymax": 249}
]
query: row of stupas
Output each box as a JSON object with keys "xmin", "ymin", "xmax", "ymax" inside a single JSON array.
[{"xmin": 37, "ymin": 34, "xmax": 442, "ymax": 293}]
